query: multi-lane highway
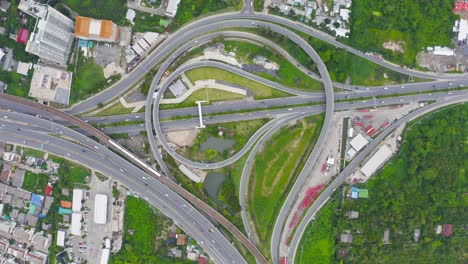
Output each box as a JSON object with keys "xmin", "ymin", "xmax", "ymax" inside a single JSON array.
[
  {"xmin": 286, "ymin": 94, "xmax": 468, "ymax": 263},
  {"xmin": 0, "ymin": 111, "xmax": 245, "ymax": 264}
]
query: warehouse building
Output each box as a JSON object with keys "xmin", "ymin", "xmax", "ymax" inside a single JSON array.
[
  {"xmin": 74, "ymin": 16, "xmax": 119, "ymax": 43},
  {"xmin": 360, "ymin": 145, "xmax": 393, "ymax": 177},
  {"xmin": 94, "ymin": 194, "xmax": 108, "ymax": 224},
  {"xmin": 70, "ymin": 213, "xmax": 82, "ymax": 236},
  {"xmin": 19, "ymin": 0, "xmax": 75, "ymax": 65},
  {"xmin": 72, "ymin": 189, "xmax": 83, "ymax": 212},
  {"xmin": 349, "ymin": 133, "xmax": 368, "ymax": 152}
]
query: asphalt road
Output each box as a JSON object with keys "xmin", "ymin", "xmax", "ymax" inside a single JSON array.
[
  {"xmin": 0, "ymin": 111, "xmax": 246, "ymax": 264},
  {"xmin": 66, "ymin": 11, "xmax": 468, "ymax": 115},
  {"xmin": 286, "ymin": 94, "xmax": 468, "ymax": 263},
  {"xmin": 148, "ymin": 20, "xmax": 336, "ymax": 172}
]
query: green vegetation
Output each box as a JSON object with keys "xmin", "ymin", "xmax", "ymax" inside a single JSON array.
[
  {"xmin": 185, "ymin": 67, "xmax": 291, "ymax": 99},
  {"xmin": 181, "ymin": 119, "xmax": 269, "ymax": 162},
  {"xmin": 0, "ymin": 71, "xmax": 31, "ymax": 98},
  {"xmin": 22, "ymin": 148, "xmax": 44, "ymax": 158},
  {"xmin": 297, "ymin": 104, "xmax": 468, "ymax": 262},
  {"xmin": 254, "ymin": 0, "xmax": 265, "ymax": 12},
  {"xmin": 133, "ymin": 11, "xmax": 166, "ymax": 33},
  {"xmin": 223, "ymin": 40, "xmax": 323, "ymax": 91},
  {"xmin": 296, "ymin": 195, "xmax": 339, "ymax": 264},
  {"xmin": 161, "ymin": 88, "xmax": 245, "ymax": 110},
  {"xmin": 0, "ymin": 0, "xmax": 38, "ymax": 62},
  {"xmin": 57, "ymin": 0, "xmax": 127, "ymax": 22},
  {"xmin": 172, "ymin": 0, "xmax": 241, "ymax": 30},
  {"xmin": 92, "ymin": 102, "xmax": 134, "ymax": 117},
  {"xmin": 111, "ymin": 196, "xmax": 195, "ymax": 264},
  {"xmin": 257, "ymin": 27, "xmax": 413, "ymax": 86},
  {"xmin": 349, "ymin": 0, "xmax": 457, "ymax": 66},
  {"xmin": 21, "ymin": 172, "xmax": 49, "ymax": 193},
  {"xmin": 70, "ymin": 55, "xmax": 119, "ymax": 105},
  {"xmin": 49, "ymin": 155, "xmax": 90, "ymax": 186},
  {"xmin": 248, "ymin": 114, "xmax": 324, "ymax": 257}
]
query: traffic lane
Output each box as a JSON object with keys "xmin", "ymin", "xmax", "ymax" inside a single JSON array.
[
  {"xmin": 287, "ymin": 94, "xmax": 468, "ymax": 263},
  {"xmin": 0, "ymin": 120, "xmax": 245, "ymax": 263}
]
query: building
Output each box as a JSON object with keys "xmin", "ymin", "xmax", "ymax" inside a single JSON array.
[
  {"xmin": 349, "ymin": 133, "xmax": 368, "ymax": 152},
  {"xmin": 457, "ymin": 19, "xmax": 468, "ymax": 41},
  {"xmin": 94, "ymin": 194, "xmax": 107, "ymax": 224},
  {"xmin": 164, "ymin": 0, "xmax": 181, "ymax": 18},
  {"xmin": 168, "ymin": 79, "xmax": 187, "ymax": 97},
  {"xmin": 443, "ymin": 224, "xmax": 453, "ymax": 237},
  {"xmin": 16, "ymin": 61, "xmax": 31, "ymax": 76},
  {"xmin": 60, "ymin": 201, "xmax": 72, "ymax": 208},
  {"xmin": 414, "ymin": 229, "xmax": 421, "ymax": 242},
  {"xmin": 176, "ymin": 234, "xmax": 186, "ymax": 246},
  {"xmin": 433, "ymin": 46, "xmax": 454, "ymax": 56},
  {"xmin": 19, "ymin": 0, "xmax": 75, "ymax": 65},
  {"xmin": 100, "ymin": 248, "xmax": 110, "ymax": 264},
  {"xmin": 131, "ymin": 32, "xmax": 159, "ymax": 56},
  {"xmin": 72, "ymin": 189, "xmax": 83, "ymax": 212},
  {"xmin": 340, "ymin": 232, "xmax": 353, "ymax": 243},
  {"xmin": 25, "ymin": 251, "xmax": 48, "ymax": 264},
  {"xmin": 70, "ymin": 213, "xmax": 82, "ymax": 236},
  {"xmin": 0, "ymin": 0, "xmax": 11, "ymax": 12},
  {"xmin": 56, "ymin": 230, "xmax": 65, "ymax": 247},
  {"xmin": 346, "ymin": 211, "xmax": 359, "ymax": 219},
  {"xmin": 29, "ymin": 64, "xmax": 73, "ymax": 105},
  {"xmin": 360, "ymin": 145, "xmax": 393, "ymax": 177},
  {"xmin": 17, "ymin": 29, "xmax": 29, "ymax": 44},
  {"xmin": 358, "ymin": 189, "xmax": 368, "ymax": 198},
  {"xmin": 74, "ymin": 16, "xmax": 119, "ymax": 42},
  {"xmin": 383, "ymin": 228, "xmax": 391, "ymax": 244}
]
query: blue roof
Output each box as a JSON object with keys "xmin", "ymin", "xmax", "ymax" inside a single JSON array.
[
  {"xmin": 58, "ymin": 207, "xmax": 72, "ymax": 215},
  {"xmin": 352, "ymin": 186, "xmax": 359, "ymax": 192},
  {"xmin": 31, "ymin": 193, "xmax": 43, "ymax": 207},
  {"xmin": 78, "ymin": 39, "xmax": 88, "ymax": 48}
]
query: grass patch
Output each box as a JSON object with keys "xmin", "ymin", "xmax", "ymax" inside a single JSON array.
[
  {"xmin": 133, "ymin": 11, "xmax": 166, "ymax": 33},
  {"xmin": 92, "ymin": 102, "xmax": 134, "ymax": 117},
  {"xmin": 57, "ymin": 0, "xmax": 127, "ymax": 22},
  {"xmin": 0, "ymin": 70, "xmax": 31, "ymax": 98},
  {"xmin": 248, "ymin": 114, "xmax": 324, "ymax": 258},
  {"xmin": 180, "ymin": 119, "xmax": 269, "ymax": 162},
  {"xmin": 110, "ymin": 196, "xmax": 186, "ymax": 263},
  {"xmin": 21, "ymin": 172, "xmax": 49, "ymax": 193},
  {"xmin": 171, "ymin": 0, "xmax": 241, "ymax": 31},
  {"xmin": 223, "ymin": 40, "xmax": 323, "ymax": 91},
  {"xmin": 296, "ymin": 196, "xmax": 339, "ymax": 264},
  {"xmin": 185, "ymin": 67, "xmax": 291, "ymax": 99},
  {"xmin": 70, "ymin": 56, "xmax": 107, "ymax": 105},
  {"xmin": 49, "ymin": 155, "xmax": 90, "ymax": 186},
  {"xmin": 256, "ymin": 27, "xmax": 418, "ymax": 86},
  {"xmin": 161, "ymin": 88, "xmax": 245, "ymax": 110},
  {"xmin": 22, "ymin": 148, "xmax": 44, "ymax": 158}
]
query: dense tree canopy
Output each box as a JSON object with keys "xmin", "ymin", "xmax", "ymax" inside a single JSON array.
[{"xmin": 349, "ymin": 0, "xmax": 457, "ymax": 66}]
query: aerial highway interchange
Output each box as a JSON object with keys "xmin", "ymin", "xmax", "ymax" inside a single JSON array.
[{"xmin": 1, "ymin": 1, "xmax": 468, "ymax": 263}]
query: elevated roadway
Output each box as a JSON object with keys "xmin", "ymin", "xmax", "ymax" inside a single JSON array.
[{"xmin": 286, "ymin": 94, "xmax": 468, "ymax": 263}]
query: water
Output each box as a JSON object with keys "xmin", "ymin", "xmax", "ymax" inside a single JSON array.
[
  {"xmin": 204, "ymin": 172, "xmax": 226, "ymax": 205},
  {"xmin": 200, "ymin": 137, "xmax": 235, "ymax": 152}
]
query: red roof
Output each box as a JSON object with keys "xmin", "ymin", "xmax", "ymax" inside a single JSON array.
[
  {"xmin": 443, "ymin": 224, "xmax": 453, "ymax": 237},
  {"xmin": 198, "ymin": 255, "xmax": 207, "ymax": 264},
  {"xmin": 17, "ymin": 29, "xmax": 29, "ymax": 44},
  {"xmin": 45, "ymin": 185, "xmax": 53, "ymax": 196}
]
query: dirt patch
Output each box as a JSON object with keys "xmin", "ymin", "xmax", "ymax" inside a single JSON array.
[
  {"xmin": 383, "ymin": 41, "xmax": 405, "ymax": 53},
  {"xmin": 166, "ymin": 129, "xmax": 198, "ymax": 147}
]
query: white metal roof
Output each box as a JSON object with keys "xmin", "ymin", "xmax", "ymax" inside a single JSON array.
[
  {"xmin": 56, "ymin": 230, "xmax": 65, "ymax": 247},
  {"xmin": 89, "ymin": 19, "xmax": 101, "ymax": 36},
  {"xmin": 347, "ymin": 148, "xmax": 357, "ymax": 158},
  {"xmin": 72, "ymin": 189, "xmax": 83, "ymax": 212},
  {"xmin": 458, "ymin": 19, "xmax": 468, "ymax": 41},
  {"xmin": 143, "ymin": 32, "xmax": 158, "ymax": 45},
  {"xmin": 94, "ymin": 194, "xmax": 108, "ymax": 224},
  {"xmin": 350, "ymin": 133, "xmax": 368, "ymax": 152},
  {"xmin": 360, "ymin": 145, "xmax": 393, "ymax": 177},
  {"xmin": 71, "ymin": 213, "xmax": 82, "ymax": 236},
  {"xmin": 100, "ymin": 248, "xmax": 110, "ymax": 264},
  {"xmin": 434, "ymin": 46, "xmax": 454, "ymax": 56}
]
